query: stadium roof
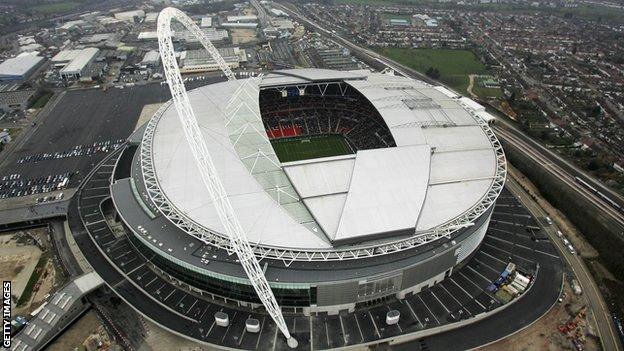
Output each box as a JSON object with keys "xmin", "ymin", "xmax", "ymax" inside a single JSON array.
[
  {"xmin": 146, "ymin": 69, "xmax": 499, "ymax": 249},
  {"xmin": 260, "ymin": 68, "xmax": 366, "ymax": 88}
]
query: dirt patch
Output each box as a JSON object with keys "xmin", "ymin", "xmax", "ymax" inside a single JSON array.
[
  {"xmin": 47, "ymin": 310, "xmax": 110, "ymax": 351},
  {"xmin": 140, "ymin": 317, "xmax": 213, "ymax": 351},
  {"xmin": 0, "ymin": 244, "xmax": 42, "ymax": 305},
  {"xmin": 478, "ymin": 278, "xmax": 600, "ymax": 351},
  {"xmin": 231, "ymin": 28, "xmax": 257, "ymax": 44}
]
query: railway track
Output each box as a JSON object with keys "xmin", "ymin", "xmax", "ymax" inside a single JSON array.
[{"xmin": 494, "ymin": 125, "xmax": 624, "ymax": 227}]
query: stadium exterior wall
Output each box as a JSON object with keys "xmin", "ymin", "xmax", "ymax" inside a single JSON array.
[{"xmin": 114, "ymin": 152, "xmax": 494, "ymax": 314}]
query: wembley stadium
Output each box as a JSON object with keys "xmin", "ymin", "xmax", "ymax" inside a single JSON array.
[
  {"xmin": 109, "ymin": 62, "xmax": 506, "ymax": 311},
  {"xmin": 66, "ymin": 8, "xmax": 558, "ymax": 350}
]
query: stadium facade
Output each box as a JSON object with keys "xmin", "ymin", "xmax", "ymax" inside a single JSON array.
[{"xmin": 110, "ymin": 67, "xmax": 506, "ymax": 316}]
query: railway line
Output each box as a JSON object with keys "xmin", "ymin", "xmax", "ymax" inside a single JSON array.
[{"xmin": 494, "ymin": 125, "xmax": 624, "ymax": 227}]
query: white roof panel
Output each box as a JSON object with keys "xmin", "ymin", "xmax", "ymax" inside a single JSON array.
[
  {"xmin": 416, "ymin": 179, "xmax": 493, "ymax": 231},
  {"xmin": 304, "ymin": 194, "xmax": 347, "ymax": 237},
  {"xmin": 283, "ymin": 156, "xmax": 355, "ymax": 199},
  {"xmin": 260, "ymin": 69, "xmax": 366, "ymax": 88},
  {"xmin": 422, "ymin": 125, "xmax": 492, "ymax": 152},
  {"xmin": 60, "ymin": 48, "xmax": 98, "ymax": 74},
  {"xmin": 429, "ymin": 149, "xmax": 496, "ymax": 185},
  {"xmin": 0, "ymin": 55, "xmax": 44, "ymax": 77},
  {"xmin": 152, "ymin": 81, "xmax": 331, "ymax": 249},
  {"xmin": 333, "ymin": 145, "xmax": 431, "ymax": 243}
]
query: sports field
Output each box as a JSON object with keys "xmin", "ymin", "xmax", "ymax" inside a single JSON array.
[
  {"xmin": 374, "ymin": 48, "xmax": 488, "ymax": 94},
  {"xmin": 271, "ymin": 135, "xmax": 353, "ymax": 163}
]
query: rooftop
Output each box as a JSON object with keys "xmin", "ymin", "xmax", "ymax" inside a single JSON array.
[
  {"xmin": 60, "ymin": 48, "xmax": 99, "ymax": 75},
  {"xmin": 145, "ymin": 70, "xmax": 500, "ymax": 250},
  {"xmin": 0, "ymin": 55, "xmax": 44, "ymax": 78}
]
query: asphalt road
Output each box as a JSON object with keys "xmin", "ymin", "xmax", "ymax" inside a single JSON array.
[
  {"xmin": 505, "ymin": 178, "xmax": 622, "ymax": 351},
  {"xmin": 49, "ymin": 219, "xmax": 83, "ymax": 277}
]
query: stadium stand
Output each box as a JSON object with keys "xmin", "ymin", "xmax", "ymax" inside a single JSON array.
[{"xmin": 259, "ymin": 83, "xmax": 396, "ymax": 151}]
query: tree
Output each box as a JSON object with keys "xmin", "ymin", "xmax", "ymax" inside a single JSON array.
[{"xmin": 425, "ymin": 67, "xmax": 440, "ymax": 79}]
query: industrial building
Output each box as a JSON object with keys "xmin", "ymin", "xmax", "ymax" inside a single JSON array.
[
  {"xmin": 139, "ymin": 28, "xmax": 228, "ymax": 43},
  {"xmin": 114, "ymin": 10, "xmax": 145, "ymax": 22},
  {"xmin": 179, "ymin": 47, "xmax": 246, "ymax": 73},
  {"xmin": 0, "ymin": 54, "xmax": 45, "ymax": 81},
  {"xmin": 227, "ymin": 15, "xmax": 258, "ymax": 22},
  {"xmin": 200, "ymin": 16, "xmax": 213, "ymax": 27},
  {"xmin": 141, "ymin": 50, "xmax": 160, "ymax": 67},
  {"xmin": 59, "ymin": 48, "xmax": 100, "ymax": 80},
  {"xmin": 221, "ymin": 22, "xmax": 258, "ymax": 29}
]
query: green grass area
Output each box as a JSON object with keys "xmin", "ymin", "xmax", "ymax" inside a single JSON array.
[
  {"xmin": 32, "ymin": 1, "xmax": 80, "ymax": 14},
  {"xmin": 473, "ymin": 75, "xmax": 503, "ymax": 98},
  {"xmin": 31, "ymin": 91, "xmax": 53, "ymax": 109},
  {"xmin": 17, "ymin": 256, "xmax": 47, "ymax": 307},
  {"xmin": 271, "ymin": 135, "xmax": 353, "ymax": 163},
  {"xmin": 374, "ymin": 48, "xmax": 488, "ymax": 94}
]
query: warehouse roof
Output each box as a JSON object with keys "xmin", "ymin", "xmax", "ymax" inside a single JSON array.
[
  {"xmin": 59, "ymin": 48, "xmax": 99, "ymax": 75},
  {"xmin": 0, "ymin": 55, "xmax": 44, "ymax": 79}
]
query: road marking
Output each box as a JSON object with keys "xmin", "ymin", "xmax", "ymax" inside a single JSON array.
[
  {"xmin": 186, "ymin": 299, "xmax": 198, "ymax": 315},
  {"xmin": 466, "ymin": 265, "xmax": 492, "ymax": 285},
  {"xmin": 367, "ymin": 310, "xmax": 381, "ymax": 338},
  {"xmin": 429, "ymin": 290, "xmax": 450, "ymax": 313},
  {"xmin": 255, "ymin": 316, "xmax": 265, "ymax": 350},
  {"xmin": 144, "ymin": 276, "xmax": 158, "ymax": 288},
  {"xmin": 163, "ymin": 288, "xmax": 176, "ymax": 302},
  {"xmin": 127, "ymin": 262, "xmax": 145, "ymax": 275},
  {"xmin": 353, "ymin": 312, "xmax": 364, "ymax": 342},
  {"xmin": 403, "ymin": 299, "xmax": 423, "ymax": 328},
  {"xmin": 440, "ymin": 283, "xmax": 472, "ymax": 316},
  {"xmin": 480, "ymin": 249, "xmax": 507, "ymax": 265},
  {"xmin": 338, "ymin": 315, "xmax": 347, "ymax": 345},
  {"xmin": 473, "ymin": 257, "xmax": 501, "ymax": 275},
  {"xmin": 417, "ymin": 294, "xmax": 440, "ymax": 325}
]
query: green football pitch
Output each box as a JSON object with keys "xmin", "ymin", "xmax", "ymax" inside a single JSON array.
[{"xmin": 271, "ymin": 135, "xmax": 353, "ymax": 163}]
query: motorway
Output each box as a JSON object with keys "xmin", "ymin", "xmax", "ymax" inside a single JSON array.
[
  {"xmin": 275, "ymin": 4, "xmax": 622, "ymax": 350},
  {"xmin": 495, "ymin": 125, "xmax": 624, "ymax": 226}
]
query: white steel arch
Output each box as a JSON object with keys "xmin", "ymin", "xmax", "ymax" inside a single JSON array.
[{"xmin": 156, "ymin": 7, "xmax": 297, "ymax": 348}]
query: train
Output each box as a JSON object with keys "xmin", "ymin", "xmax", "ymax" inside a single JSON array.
[{"xmin": 574, "ymin": 176, "xmax": 624, "ymax": 214}]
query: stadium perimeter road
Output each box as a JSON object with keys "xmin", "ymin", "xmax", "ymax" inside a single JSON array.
[
  {"xmin": 392, "ymin": 186, "xmax": 563, "ymax": 351},
  {"xmin": 69, "ymin": 150, "xmax": 564, "ymax": 351},
  {"xmin": 0, "ymin": 78, "xmax": 224, "ymax": 190}
]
